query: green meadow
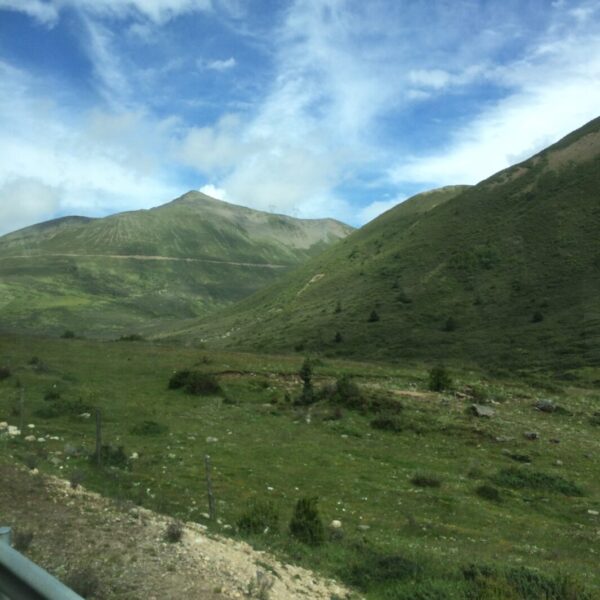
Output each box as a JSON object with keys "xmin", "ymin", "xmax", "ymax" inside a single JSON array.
[{"xmin": 1, "ymin": 334, "xmax": 598, "ymax": 599}]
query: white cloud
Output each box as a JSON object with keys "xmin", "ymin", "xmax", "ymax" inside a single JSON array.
[
  {"xmin": 199, "ymin": 184, "xmax": 228, "ymax": 200},
  {"xmin": 0, "ymin": 0, "xmax": 213, "ymax": 25},
  {"xmin": 204, "ymin": 57, "xmax": 237, "ymax": 71},
  {"xmin": 0, "ymin": 178, "xmax": 62, "ymax": 234},
  {"xmin": 0, "ymin": 0, "xmax": 58, "ymax": 25},
  {"xmin": 390, "ymin": 31, "xmax": 600, "ymax": 187}
]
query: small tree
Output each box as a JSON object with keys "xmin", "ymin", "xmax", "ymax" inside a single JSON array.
[
  {"xmin": 334, "ymin": 301, "xmax": 342, "ymax": 314},
  {"xmin": 531, "ymin": 311, "xmax": 544, "ymax": 323},
  {"xmin": 368, "ymin": 309, "xmax": 380, "ymax": 322},
  {"xmin": 297, "ymin": 358, "xmax": 315, "ymax": 405},
  {"xmin": 289, "ymin": 497, "xmax": 325, "ymax": 546},
  {"xmin": 334, "ymin": 331, "xmax": 343, "ymax": 343},
  {"xmin": 428, "ymin": 366, "xmax": 452, "ymax": 392}
]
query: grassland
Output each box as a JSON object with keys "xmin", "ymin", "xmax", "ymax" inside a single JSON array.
[{"xmin": 1, "ymin": 334, "xmax": 598, "ymax": 598}]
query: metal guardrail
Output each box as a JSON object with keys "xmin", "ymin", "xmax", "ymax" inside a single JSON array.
[{"xmin": 0, "ymin": 527, "xmax": 84, "ymax": 600}]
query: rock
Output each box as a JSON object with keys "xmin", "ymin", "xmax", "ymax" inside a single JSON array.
[
  {"xmin": 588, "ymin": 510, "xmax": 599, "ymax": 516},
  {"xmin": 27, "ymin": 423, "xmax": 35, "ymax": 429},
  {"xmin": 524, "ymin": 431, "xmax": 539, "ymax": 440},
  {"xmin": 49, "ymin": 456, "xmax": 62, "ymax": 466},
  {"xmin": 495, "ymin": 436, "xmax": 513, "ymax": 443},
  {"xmin": 79, "ymin": 412, "xmax": 91, "ymax": 419},
  {"xmin": 64, "ymin": 444, "xmax": 79, "ymax": 457},
  {"xmin": 329, "ymin": 520, "xmax": 342, "ymax": 529},
  {"xmin": 357, "ymin": 524, "xmax": 370, "ymax": 532},
  {"xmin": 130, "ymin": 452, "xmax": 139, "ymax": 460},
  {"xmin": 24, "ymin": 435, "xmax": 36, "ymax": 442},
  {"xmin": 555, "ymin": 460, "xmax": 563, "ymax": 466},
  {"xmin": 37, "ymin": 437, "xmax": 46, "ymax": 443},
  {"xmin": 7, "ymin": 425, "xmax": 20, "ymax": 436},
  {"xmin": 549, "ymin": 438, "xmax": 560, "ymax": 444},
  {"xmin": 535, "ymin": 399, "xmax": 556, "ymax": 413},
  {"xmin": 0, "ymin": 421, "xmax": 7, "ymax": 430},
  {"xmin": 206, "ymin": 437, "xmax": 218, "ymax": 443},
  {"xmin": 470, "ymin": 404, "xmax": 495, "ymax": 418}
]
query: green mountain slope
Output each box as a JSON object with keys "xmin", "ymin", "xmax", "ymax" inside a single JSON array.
[
  {"xmin": 168, "ymin": 117, "xmax": 600, "ymax": 369},
  {"xmin": 0, "ymin": 192, "xmax": 352, "ymax": 337}
]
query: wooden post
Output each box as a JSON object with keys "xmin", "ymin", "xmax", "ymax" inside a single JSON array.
[
  {"xmin": 204, "ymin": 454, "xmax": 216, "ymax": 521},
  {"xmin": 95, "ymin": 408, "xmax": 102, "ymax": 466},
  {"xmin": 18, "ymin": 388, "xmax": 25, "ymax": 435}
]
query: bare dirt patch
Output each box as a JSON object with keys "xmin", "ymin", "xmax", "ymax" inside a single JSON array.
[{"xmin": 0, "ymin": 461, "xmax": 350, "ymax": 599}]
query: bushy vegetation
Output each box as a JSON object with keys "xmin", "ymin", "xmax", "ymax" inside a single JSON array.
[
  {"xmin": 289, "ymin": 497, "xmax": 325, "ymax": 546},
  {"xmin": 237, "ymin": 499, "xmax": 279, "ymax": 535},
  {"xmin": 168, "ymin": 369, "xmax": 221, "ymax": 396},
  {"xmin": 411, "ymin": 473, "xmax": 442, "ymax": 488},
  {"xmin": 491, "ymin": 468, "xmax": 583, "ymax": 496},
  {"xmin": 428, "ymin": 366, "xmax": 452, "ymax": 392},
  {"xmin": 129, "ymin": 420, "xmax": 168, "ymax": 436},
  {"xmin": 0, "ymin": 366, "xmax": 11, "ymax": 380},
  {"xmin": 90, "ymin": 445, "xmax": 130, "ymax": 469},
  {"xmin": 164, "ymin": 520, "xmax": 184, "ymax": 543},
  {"xmin": 34, "ymin": 398, "xmax": 92, "ymax": 419},
  {"xmin": 475, "ymin": 484, "xmax": 502, "ymax": 502}
]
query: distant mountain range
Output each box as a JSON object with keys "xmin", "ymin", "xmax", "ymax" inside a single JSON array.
[
  {"xmin": 0, "ymin": 192, "xmax": 352, "ymax": 337},
  {"xmin": 164, "ymin": 117, "xmax": 600, "ymax": 369}
]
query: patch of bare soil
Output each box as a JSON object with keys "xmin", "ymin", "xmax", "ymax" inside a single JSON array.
[{"xmin": 0, "ymin": 462, "xmax": 351, "ymax": 600}]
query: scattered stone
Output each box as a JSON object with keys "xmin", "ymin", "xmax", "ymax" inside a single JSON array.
[
  {"xmin": 49, "ymin": 457, "xmax": 63, "ymax": 466},
  {"xmin": 329, "ymin": 520, "xmax": 342, "ymax": 530},
  {"xmin": 535, "ymin": 399, "xmax": 556, "ymax": 413},
  {"xmin": 555, "ymin": 460, "xmax": 563, "ymax": 466},
  {"xmin": 495, "ymin": 436, "xmax": 513, "ymax": 443},
  {"xmin": 588, "ymin": 510, "xmax": 599, "ymax": 516},
  {"xmin": 524, "ymin": 431, "xmax": 539, "ymax": 440},
  {"xmin": 470, "ymin": 404, "xmax": 495, "ymax": 418},
  {"xmin": 0, "ymin": 421, "xmax": 7, "ymax": 430},
  {"xmin": 7, "ymin": 425, "xmax": 20, "ymax": 436},
  {"xmin": 79, "ymin": 412, "xmax": 91, "ymax": 419},
  {"xmin": 24, "ymin": 435, "xmax": 36, "ymax": 442},
  {"xmin": 357, "ymin": 524, "xmax": 370, "ymax": 532},
  {"xmin": 549, "ymin": 438, "xmax": 560, "ymax": 444},
  {"xmin": 37, "ymin": 437, "xmax": 46, "ymax": 443},
  {"xmin": 206, "ymin": 437, "xmax": 218, "ymax": 443},
  {"xmin": 64, "ymin": 444, "xmax": 79, "ymax": 457},
  {"xmin": 27, "ymin": 423, "xmax": 35, "ymax": 429},
  {"xmin": 130, "ymin": 452, "xmax": 139, "ymax": 460}
]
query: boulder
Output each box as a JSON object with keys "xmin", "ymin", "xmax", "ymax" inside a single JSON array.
[
  {"xmin": 524, "ymin": 431, "xmax": 539, "ymax": 440},
  {"xmin": 470, "ymin": 404, "xmax": 495, "ymax": 418},
  {"xmin": 535, "ymin": 400, "xmax": 556, "ymax": 413}
]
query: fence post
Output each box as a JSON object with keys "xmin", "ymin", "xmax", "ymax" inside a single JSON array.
[
  {"xmin": 95, "ymin": 408, "xmax": 102, "ymax": 466},
  {"xmin": 204, "ymin": 455, "xmax": 216, "ymax": 521}
]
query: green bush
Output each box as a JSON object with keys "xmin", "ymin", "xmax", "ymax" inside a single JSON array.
[
  {"xmin": 289, "ymin": 497, "xmax": 325, "ymax": 546},
  {"xmin": 117, "ymin": 333, "xmax": 144, "ymax": 342},
  {"xmin": 371, "ymin": 414, "xmax": 403, "ymax": 432},
  {"xmin": 411, "ymin": 473, "xmax": 442, "ymax": 488},
  {"xmin": 34, "ymin": 398, "xmax": 92, "ymax": 419},
  {"xmin": 61, "ymin": 330, "xmax": 76, "ymax": 339},
  {"xmin": 475, "ymin": 484, "xmax": 502, "ymax": 502},
  {"xmin": 0, "ymin": 366, "xmax": 11, "ymax": 380},
  {"xmin": 237, "ymin": 499, "xmax": 279, "ymax": 535},
  {"xmin": 368, "ymin": 309, "xmax": 380, "ymax": 322},
  {"xmin": 64, "ymin": 567, "xmax": 100, "ymax": 598},
  {"xmin": 169, "ymin": 370, "xmax": 221, "ymax": 396},
  {"xmin": 491, "ymin": 467, "xmax": 583, "ymax": 496},
  {"xmin": 165, "ymin": 521, "xmax": 183, "ymax": 543},
  {"xmin": 295, "ymin": 358, "xmax": 315, "ymax": 405},
  {"xmin": 428, "ymin": 366, "xmax": 452, "ymax": 392},
  {"xmin": 90, "ymin": 445, "xmax": 130, "ymax": 469},
  {"xmin": 129, "ymin": 420, "xmax": 168, "ymax": 436}
]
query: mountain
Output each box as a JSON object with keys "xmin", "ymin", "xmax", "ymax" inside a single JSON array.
[
  {"xmin": 166, "ymin": 117, "xmax": 600, "ymax": 369},
  {"xmin": 0, "ymin": 192, "xmax": 352, "ymax": 337}
]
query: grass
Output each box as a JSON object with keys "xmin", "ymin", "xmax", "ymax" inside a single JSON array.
[{"xmin": 0, "ymin": 333, "xmax": 599, "ymax": 599}]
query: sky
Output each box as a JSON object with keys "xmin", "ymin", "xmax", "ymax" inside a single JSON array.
[{"xmin": 0, "ymin": 0, "xmax": 599, "ymax": 234}]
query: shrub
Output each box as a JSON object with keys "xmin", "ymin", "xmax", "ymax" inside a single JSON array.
[
  {"xmin": 589, "ymin": 412, "xmax": 600, "ymax": 426},
  {"xmin": 289, "ymin": 497, "xmax": 325, "ymax": 546},
  {"xmin": 13, "ymin": 530, "xmax": 34, "ymax": 553},
  {"xmin": 64, "ymin": 567, "xmax": 100, "ymax": 598},
  {"xmin": 129, "ymin": 420, "xmax": 168, "ymax": 436},
  {"xmin": 90, "ymin": 445, "xmax": 130, "ymax": 469},
  {"xmin": 371, "ymin": 414, "xmax": 403, "ymax": 432},
  {"xmin": 69, "ymin": 470, "xmax": 85, "ymax": 489},
  {"xmin": 34, "ymin": 398, "xmax": 93, "ymax": 419},
  {"xmin": 169, "ymin": 370, "xmax": 221, "ymax": 396},
  {"xmin": 165, "ymin": 520, "xmax": 183, "ymax": 543},
  {"xmin": 295, "ymin": 358, "xmax": 315, "ymax": 406},
  {"xmin": 411, "ymin": 473, "xmax": 442, "ymax": 488},
  {"xmin": 491, "ymin": 467, "xmax": 583, "ymax": 496},
  {"xmin": 117, "ymin": 333, "xmax": 144, "ymax": 342},
  {"xmin": 61, "ymin": 330, "xmax": 76, "ymax": 339},
  {"xmin": 475, "ymin": 484, "xmax": 502, "ymax": 502},
  {"xmin": 531, "ymin": 311, "xmax": 544, "ymax": 323},
  {"xmin": 334, "ymin": 331, "xmax": 343, "ymax": 343},
  {"xmin": 428, "ymin": 366, "xmax": 452, "ymax": 392},
  {"xmin": 443, "ymin": 317, "xmax": 457, "ymax": 332},
  {"xmin": 237, "ymin": 499, "xmax": 279, "ymax": 535},
  {"xmin": 0, "ymin": 366, "xmax": 11, "ymax": 380},
  {"xmin": 368, "ymin": 309, "xmax": 380, "ymax": 322},
  {"xmin": 168, "ymin": 369, "xmax": 192, "ymax": 390},
  {"xmin": 44, "ymin": 389, "xmax": 61, "ymax": 401}
]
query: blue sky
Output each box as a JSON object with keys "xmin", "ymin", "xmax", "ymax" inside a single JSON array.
[{"xmin": 0, "ymin": 0, "xmax": 599, "ymax": 234}]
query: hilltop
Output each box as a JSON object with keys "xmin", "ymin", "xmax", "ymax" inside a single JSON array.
[
  {"xmin": 0, "ymin": 192, "xmax": 352, "ymax": 338},
  {"xmin": 165, "ymin": 117, "xmax": 600, "ymax": 369}
]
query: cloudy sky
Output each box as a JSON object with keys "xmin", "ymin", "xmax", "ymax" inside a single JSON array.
[{"xmin": 0, "ymin": 0, "xmax": 599, "ymax": 234}]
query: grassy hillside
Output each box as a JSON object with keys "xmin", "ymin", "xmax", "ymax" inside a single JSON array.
[
  {"xmin": 0, "ymin": 192, "xmax": 352, "ymax": 338},
  {"xmin": 1, "ymin": 334, "xmax": 598, "ymax": 598},
  {"xmin": 170, "ymin": 117, "xmax": 600, "ymax": 369}
]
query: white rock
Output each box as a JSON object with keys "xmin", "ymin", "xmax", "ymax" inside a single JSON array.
[
  {"xmin": 206, "ymin": 436, "xmax": 218, "ymax": 443},
  {"xmin": 37, "ymin": 437, "xmax": 46, "ymax": 443},
  {"xmin": 588, "ymin": 510, "xmax": 599, "ymax": 516},
  {"xmin": 24, "ymin": 435, "xmax": 36, "ymax": 442},
  {"xmin": 79, "ymin": 412, "xmax": 91, "ymax": 419},
  {"xmin": 0, "ymin": 421, "xmax": 8, "ymax": 430},
  {"xmin": 329, "ymin": 520, "xmax": 342, "ymax": 529},
  {"xmin": 27, "ymin": 423, "xmax": 35, "ymax": 429},
  {"xmin": 130, "ymin": 452, "xmax": 139, "ymax": 460},
  {"xmin": 7, "ymin": 425, "xmax": 20, "ymax": 436}
]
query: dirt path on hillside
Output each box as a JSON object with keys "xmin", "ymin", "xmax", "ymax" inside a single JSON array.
[
  {"xmin": 0, "ymin": 462, "xmax": 351, "ymax": 600},
  {"xmin": 0, "ymin": 254, "xmax": 288, "ymax": 269}
]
